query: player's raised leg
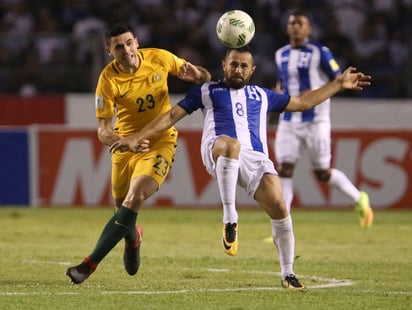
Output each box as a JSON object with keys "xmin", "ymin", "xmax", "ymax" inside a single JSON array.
[
  {"xmin": 355, "ymin": 191, "xmax": 373, "ymax": 229},
  {"xmin": 327, "ymin": 168, "xmax": 374, "ymax": 228}
]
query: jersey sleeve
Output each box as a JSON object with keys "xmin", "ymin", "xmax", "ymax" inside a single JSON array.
[
  {"xmin": 266, "ymin": 89, "xmax": 290, "ymax": 113},
  {"xmin": 157, "ymin": 48, "xmax": 186, "ymax": 76},
  {"xmin": 95, "ymin": 71, "xmax": 116, "ymax": 119},
  {"xmin": 177, "ymin": 84, "xmax": 204, "ymax": 114},
  {"xmin": 319, "ymin": 45, "xmax": 341, "ymax": 80}
]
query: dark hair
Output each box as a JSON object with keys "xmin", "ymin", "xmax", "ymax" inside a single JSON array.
[
  {"xmin": 289, "ymin": 9, "xmax": 309, "ymax": 18},
  {"xmin": 104, "ymin": 23, "xmax": 135, "ymax": 45},
  {"xmin": 224, "ymin": 45, "xmax": 254, "ymax": 59}
]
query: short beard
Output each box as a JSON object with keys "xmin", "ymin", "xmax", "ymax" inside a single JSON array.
[{"xmin": 227, "ymin": 77, "xmax": 246, "ymax": 89}]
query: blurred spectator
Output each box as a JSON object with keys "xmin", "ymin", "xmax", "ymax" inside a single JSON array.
[
  {"xmin": 354, "ymin": 12, "xmax": 387, "ymax": 60},
  {"xmin": 320, "ymin": 15, "xmax": 358, "ymax": 79},
  {"xmin": 0, "ymin": 0, "xmax": 410, "ymax": 98},
  {"xmin": 326, "ymin": 0, "xmax": 368, "ymax": 43},
  {"xmin": 0, "ymin": 0, "xmax": 34, "ymax": 60},
  {"xmin": 71, "ymin": 7, "xmax": 105, "ymax": 64},
  {"xmin": 33, "ymin": 7, "xmax": 69, "ymax": 65}
]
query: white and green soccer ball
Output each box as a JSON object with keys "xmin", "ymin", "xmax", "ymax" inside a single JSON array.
[{"xmin": 216, "ymin": 10, "xmax": 255, "ymax": 48}]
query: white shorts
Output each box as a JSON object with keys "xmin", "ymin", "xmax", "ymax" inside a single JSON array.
[
  {"xmin": 274, "ymin": 121, "xmax": 331, "ymax": 169},
  {"xmin": 201, "ymin": 136, "xmax": 277, "ymax": 197}
]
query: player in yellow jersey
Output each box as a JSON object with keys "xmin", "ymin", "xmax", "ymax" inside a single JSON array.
[{"xmin": 66, "ymin": 23, "xmax": 211, "ymax": 284}]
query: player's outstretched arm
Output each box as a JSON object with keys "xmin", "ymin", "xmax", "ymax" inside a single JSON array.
[
  {"xmin": 179, "ymin": 63, "xmax": 211, "ymax": 84},
  {"xmin": 109, "ymin": 104, "xmax": 188, "ymax": 153},
  {"xmin": 286, "ymin": 67, "xmax": 371, "ymax": 112}
]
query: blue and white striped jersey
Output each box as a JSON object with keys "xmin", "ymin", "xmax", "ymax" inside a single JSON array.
[
  {"xmin": 178, "ymin": 81, "xmax": 290, "ymax": 156},
  {"xmin": 274, "ymin": 40, "xmax": 341, "ymax": 123}
]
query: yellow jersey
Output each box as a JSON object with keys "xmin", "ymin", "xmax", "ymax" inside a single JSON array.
[{"xmin": 95, "ymin": 48, "xmax": 186, "ymax": 139}]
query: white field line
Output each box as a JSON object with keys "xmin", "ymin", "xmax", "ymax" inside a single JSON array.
[
  {"xmin": 1, "ymin": 262, "xmax": 410, "ymax": 297},
  {"xmin": 3, "ymin": 288, "xmax": 412, "ymax": 297},
  {"xmin": 203, "ymin": 268, "xmax": 355, "ymax": 289}
]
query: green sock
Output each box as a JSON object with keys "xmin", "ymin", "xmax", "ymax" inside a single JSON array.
[
  {"xmin": 114, "ymin": 207, "xmax": 138, "ymax": 244},
  {"xmin": 118, "ymin": 207, "xmax": 138, "ymax": 245},
  {"xmin": 89, "ymin": 206, "xmax": 137, "ymax": 264},
  {"xmin": 124, "ymin": 218, "xmax": 138, "ymax": 245}
]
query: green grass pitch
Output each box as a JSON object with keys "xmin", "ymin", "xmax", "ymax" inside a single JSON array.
[{"xmin": 0, "ymin": 207, "xmax": 411, "ymax": 309}]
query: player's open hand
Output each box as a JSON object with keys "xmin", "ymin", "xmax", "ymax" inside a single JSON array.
[
  {"xmin": 179, "ymin": 62, "xmax": 211, "ymax": 83},
  {"xmin": 339, "ymin": 67, "xmax": 371, "ymax": 90},
  {"xmin": 109, "ymin": 136, "xmax": 150, "ymax": 153},
  {"xmin": 179, "ymin": 62, "xmax": 196, "ymax": 81}
]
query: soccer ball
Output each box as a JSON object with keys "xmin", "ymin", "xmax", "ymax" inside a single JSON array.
[{"xmin": 216, "ymin": 10, "xmax": 255, "ymax": 48}]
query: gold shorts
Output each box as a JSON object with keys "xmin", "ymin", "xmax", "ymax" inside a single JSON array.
[{"xmin": 111, "ymin": 131, "xmax": 177, "ymax": 200}]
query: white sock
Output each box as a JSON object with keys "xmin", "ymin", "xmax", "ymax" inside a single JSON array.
[
  {"xmin": 279, "ymin": 177, "xmax": 293, "ymax": 213},
  {"xmin": 271, "ymin": 215, "xmax": 295, "ymax": 279},
  {"xmin": 328, "ymin": 168, "xmax": 360, "ymax": 203},
  {"xmin": 216, "ymin": 156, "xmax": 239, "ymax": 224}
]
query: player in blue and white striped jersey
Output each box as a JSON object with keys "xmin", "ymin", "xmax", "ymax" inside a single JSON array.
[
  {"xmin": 273, "ymin": 10, "xmax": 373, "ymax": 229},
  {"xmin": 110, "ymin": 46, "xmax": 371, "ymax": 289}
]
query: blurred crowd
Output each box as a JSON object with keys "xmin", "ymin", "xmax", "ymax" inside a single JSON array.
[{"xmin": 0, "ymin": 0, "xmax": 411, "ymax": 98}]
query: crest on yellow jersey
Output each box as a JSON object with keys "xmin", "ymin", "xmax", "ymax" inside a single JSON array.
[{"xmin": 152, "ymin": 73, "xmax": 162, "ymax": 82}]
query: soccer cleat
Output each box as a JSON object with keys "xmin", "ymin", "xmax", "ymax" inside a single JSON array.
[
  {"xmin": 222, "ymin": 223, "xmax": 238, "ymax": 256},
  {"xmin": 355, "ymin": 191, "xmax": 374, "ymax": 229},
  {"xmin": 281, "ymin": 274, "xmax": 305, "ymax": 289},
  {"xmin": 66, "ymin": 256, "xmax": 97, "ymax": 284},
  {"xmin": 123, "ymin": 225, "xmax": 143, "ymax": 275}
]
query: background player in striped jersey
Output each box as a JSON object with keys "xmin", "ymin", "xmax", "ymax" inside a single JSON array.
[
  {"xmin": 273, "ymin": 10, "xmax": 373, "ymax": 228},
  {"xmin": 110, "ymin": 46, "xmax": 371, "ymax": 289},
  {"xmin": 66, "ymin": 23, "xmax": 211, "ymax": 284}
]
